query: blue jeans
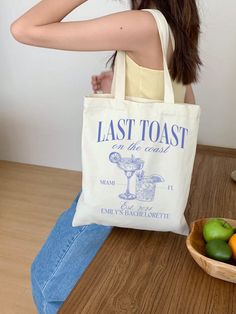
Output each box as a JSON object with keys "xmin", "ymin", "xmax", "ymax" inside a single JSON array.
[{"xmin": 30, "ymin": 189, "xmax": 113, "ymax": 314}]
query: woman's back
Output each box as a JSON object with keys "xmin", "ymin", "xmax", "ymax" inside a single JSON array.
[
  {"xmin": 125, "ymin": 52, "xmax": 186, "ymax": 103},
  {"xmin": 124, "ymin": 9, "xmax": 186, "ymax": 103},
  {"xmin": 90, "ymin": 9, "xmax": 193, "ymax": 103}
]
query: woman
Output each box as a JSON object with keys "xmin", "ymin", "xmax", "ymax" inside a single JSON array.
[{"xmin": 10, "ymin": 1, "xmax": 202, "ymax": 313}]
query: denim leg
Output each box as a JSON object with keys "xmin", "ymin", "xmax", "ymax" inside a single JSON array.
[{"xmin": 30, "ymin": 189, "xmax": 113, "ymax": 314}]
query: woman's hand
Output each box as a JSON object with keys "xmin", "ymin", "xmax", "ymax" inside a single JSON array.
[{"xmin": 91, "ymin": 70, "xmax": 114, "ymax": 94}]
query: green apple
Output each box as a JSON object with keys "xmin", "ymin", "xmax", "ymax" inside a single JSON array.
[
  {"xmin": 205, "ymin": 239, "xmax": 232, "ymax": 262},
  {"xmin": 203, "ymin": 218, "xmax": 234, "ymax": 242}
]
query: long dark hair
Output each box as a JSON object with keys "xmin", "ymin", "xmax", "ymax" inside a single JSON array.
[{"xmin": 106, "ymin": 0, "xmax": 202, "ymax": 85}]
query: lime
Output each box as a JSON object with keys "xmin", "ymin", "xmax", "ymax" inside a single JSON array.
[
  {"xmin": 109, "ymin": 152, "xmax": 121, "ymax": 163},
  {"xmin": 205, "ymin": 239, "xmax": 232, "ymax": 262},
  {"xmin": 151, "ymin": 175, "xmax": 165, "ymax": 183}
]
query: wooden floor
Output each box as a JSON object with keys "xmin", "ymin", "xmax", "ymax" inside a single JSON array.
[{"xmin": 0, "ymin": 144, "xmax": 236, "ymax": 314}]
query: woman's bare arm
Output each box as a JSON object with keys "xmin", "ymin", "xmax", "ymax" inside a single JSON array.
[
  {"xmin": 10, "ymin": 0, "xmax": 157, "ymax": 53},
  {"xmin": 184, "ymin": 84, "xmax": 195, "ymax": 104}
]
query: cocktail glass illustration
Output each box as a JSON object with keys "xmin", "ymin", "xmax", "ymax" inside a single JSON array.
[
  {"xmin": 109, "ymin": 152, "xmax": 144, "ymax": 200},
  {"xmin": 135, "ymin": 171, "xmax": 165, "ymax": 202}
]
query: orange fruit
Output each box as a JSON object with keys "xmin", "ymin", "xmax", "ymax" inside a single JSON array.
[{"xmin": 228, "ymin": 234, "xmax": 236, "ymax": 260}]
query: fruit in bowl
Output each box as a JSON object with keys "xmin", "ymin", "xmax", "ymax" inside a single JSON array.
[
  {"xmin": 205, "ymin": 239, "xmax": 232, "ymax": 262},
  {"xmin": 203, "ymin": 218, "xmax": 234, "ymax": 242},
  {"xmin": 203, "ymin": 218, "xmax": 235, "ymax": 264},
  {"xmin": 186, "ymin": 218, "xmax": 236, "ymax": 283},
  {"xmin": 228, "ymin": 234, "xmax": 236, "ymax": 260}
]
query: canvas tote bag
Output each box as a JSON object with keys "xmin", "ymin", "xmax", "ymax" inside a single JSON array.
[{"xmin": 72, "ymin": 9, "xmax": 201, "ymax": 236}]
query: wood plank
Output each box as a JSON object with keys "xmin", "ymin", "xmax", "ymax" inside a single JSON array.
[
  {"xmin": 197, "ymin": 144, "xmax": 236, "ymax": 158},
  {"xmin": 59, "ymin": 146, "xmax": 236, "ymax": 314}
]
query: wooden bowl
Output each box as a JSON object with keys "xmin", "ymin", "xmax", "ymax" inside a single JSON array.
[{"xmin": 186, "ymin": 218, "xmax": 236, "ymax": 283}]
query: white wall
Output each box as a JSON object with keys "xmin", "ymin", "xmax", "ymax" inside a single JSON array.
[
  {"xmin": 195, "ymin": 0, "xmax": 236, "ymax": 148},
  {"xmin": 0, "ymin": 0, "xmax": 235, "ymax": 171}
]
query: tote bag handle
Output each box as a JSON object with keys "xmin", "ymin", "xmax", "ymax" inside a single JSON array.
[{"xmin": 111, "ymin": 9, "xmax": 175, "ymax": 104}]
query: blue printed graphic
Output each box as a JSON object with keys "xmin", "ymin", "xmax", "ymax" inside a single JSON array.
[
  {"xmin": 135, "ymin": 171, "xmax": 164, "ymax": 202},
  {"xmin": 109, "ymin": 152, "xmax": 165, "ymax": 202},
  {"xmin": 109, "ymin": 152, "xmax": 144, "ymax": 200}
]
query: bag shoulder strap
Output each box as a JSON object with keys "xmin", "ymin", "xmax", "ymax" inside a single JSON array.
[
  {"xmin": 169, "ymin": 27, "xmax": 175, "ymax": 51},
  {"xmin": 111, "ymin": 9, "xmax": 175, "ymax": 104},
  {"xmin": 141, "ymin": 9, "xmax": 175, "ymax": 55}
]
